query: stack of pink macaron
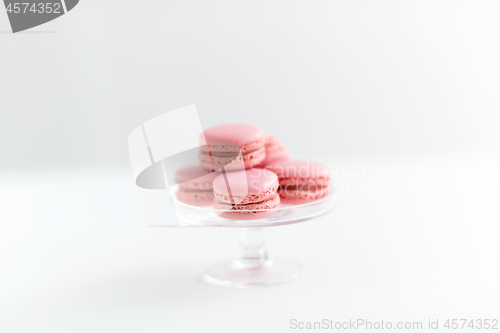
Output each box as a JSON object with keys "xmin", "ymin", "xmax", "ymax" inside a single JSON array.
[{"xmin": 175, "ymin": 123, "xmax": 331, "ymax": 220}]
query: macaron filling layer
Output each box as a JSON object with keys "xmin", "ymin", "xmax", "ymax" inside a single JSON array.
[
  {"xmin": 200, "ymin": 139, "xmax": 265, "ymax": 154},
  {"xmin": 178, "ymin": 181, "xmax": 214, "ymax": 191},
  {"xmin": 277, "ymin": 176, "xmax": 330, "ymax": 187},
  {"xmin": 278, "ymin": 184, "xmax": 331, "ymax": 201},
  {"xmin": 199, "ymin": 147, "xmax": 266, "ymax": 171},
  {"xmin": 199, "ymin": 146, "xmax": 265, "ymax": 164}
]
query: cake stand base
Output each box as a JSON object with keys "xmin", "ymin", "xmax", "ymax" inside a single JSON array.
[{"xmin": 201, "ymin": 259, "xmax": 302, "ymax": 288}]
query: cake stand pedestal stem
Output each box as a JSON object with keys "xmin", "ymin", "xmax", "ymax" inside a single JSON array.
[
  {"xmin": 233, "ymin": 227, "xmax": 271, "ymax": 270},
  {"xmin": 201, "ymin": 227, "xmax": 303, "ymax": 288}
]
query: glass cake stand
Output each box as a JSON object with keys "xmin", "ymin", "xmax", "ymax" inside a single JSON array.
[{"xmin": 166, "ymin": 186, "xmax": 336, "ymax": 288}]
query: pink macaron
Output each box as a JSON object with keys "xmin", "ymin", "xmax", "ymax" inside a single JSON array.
[
  {"xmin": 199, "ymin": 124, "xmax": 266, "ymax": 171},
  {"xmin": 213, "ymin": 168, "xmax": 280, "ymax": 220},
  {"xmin": 265, "ymin": 160, "xmax": 331, "ymax": 204},
  {"xmin": 260, "ymin": 135, "xmax": 290, "ymax": 167},
  {"xmin": 175, "ymin": 165, "xmax": 220, "ymax": 206}
]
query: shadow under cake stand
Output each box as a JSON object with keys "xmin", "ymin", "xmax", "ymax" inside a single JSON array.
[{"xmin": 165, "ymin": 186, "xmax": 336, "ymax": 288}]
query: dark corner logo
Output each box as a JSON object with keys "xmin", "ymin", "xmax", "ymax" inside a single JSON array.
[{"xmin": 3, "ymin": 0, "xmax": 79, "ymax": 33}]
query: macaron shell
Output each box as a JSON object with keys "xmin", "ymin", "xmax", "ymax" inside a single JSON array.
[
  {"xmin": 213, "ymin": 168, "xmax": 279, "ymax": 204},
  {"xmin": 200, "ymin": 124, "xmax": 265, "ymax": 154},
  {"xmin": 260, "ymin": 149, "xmax": 289, "ymax": 167},
  {"xmin": 264, "ymin": 135, "xmax": 286, "ymax": 152},
  {"xmin": 215, "ymin": 209, "xmax": 278, "ymax": 220},
  {"xmin": 175, "ymin": 165, "xmax": 220, "ymax": 190}
]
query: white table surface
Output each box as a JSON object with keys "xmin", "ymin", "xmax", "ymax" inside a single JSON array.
[{"xmin": 1, "ymin": 152, "xmax": 499, "ymax": 332}]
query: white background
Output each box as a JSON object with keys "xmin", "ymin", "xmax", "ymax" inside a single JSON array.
[{"xmin": 1, "ymin": 1, "xmax": 500, "ymax": 332}]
